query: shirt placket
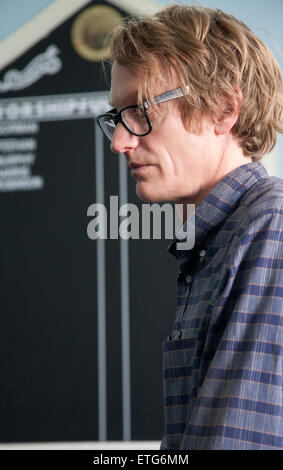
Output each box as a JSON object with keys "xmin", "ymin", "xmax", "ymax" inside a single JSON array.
[{"xmin": 168, "ymin": 248, "xmax": 206, "ymax": 340}]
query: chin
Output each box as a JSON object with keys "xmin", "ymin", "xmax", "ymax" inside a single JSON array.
[{"xmin": 136, "ymin": 183, "xmax": 168, "ymax": 203}]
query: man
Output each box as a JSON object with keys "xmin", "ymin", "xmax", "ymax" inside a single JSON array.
[{"xmin": 97, "ymin": 5, "xmax": 283, "ymax": 449}]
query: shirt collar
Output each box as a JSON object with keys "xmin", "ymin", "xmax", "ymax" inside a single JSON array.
[{"xmin": 168, "ymin": 162, "xmax": 269, "ymax": 267}]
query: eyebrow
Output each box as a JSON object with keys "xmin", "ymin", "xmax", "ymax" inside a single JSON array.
[{"xmin": 108, "ymin": 92, "xmax": 139, "ymax": 111}]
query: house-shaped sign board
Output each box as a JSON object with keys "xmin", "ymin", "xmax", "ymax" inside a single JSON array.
[{"xmin": 0, "ymin": 0, "xmax": 179, "ymax": 444}]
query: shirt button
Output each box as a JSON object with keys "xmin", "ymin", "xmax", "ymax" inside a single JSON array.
[
  {"xmin": 173, "ymin": 331, "xmax": 182, "ymax": 339},
  {"xmin": 185, "ymin": 274, "xmax": 192, "ymax": 283},
  {"xmin": 199, "ymin": 249, "xmax": 206, "ymax": 258}
]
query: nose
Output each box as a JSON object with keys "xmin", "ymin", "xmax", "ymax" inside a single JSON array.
[{"xmin": 110, "ymin": 122, "xmax": 140, "ymax": 154}]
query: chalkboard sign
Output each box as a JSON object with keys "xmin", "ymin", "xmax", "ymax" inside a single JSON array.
[{"xmin": 0, "ymin": 0, "xmax": 177, "ymax": 443}]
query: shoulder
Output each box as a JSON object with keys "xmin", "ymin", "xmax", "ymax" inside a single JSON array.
[
  {"xmin": 241, "ymin": 174, "xmax": 283, "ymax": 217},
  {"xmin": 225, "ymin": 174, "xmax": 283, "ymax": 260},
  {"xmin": 232, "ymin": 174, "xmax": 283, "ymax": 232}
]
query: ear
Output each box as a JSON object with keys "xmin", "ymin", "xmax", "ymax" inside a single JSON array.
[{"xmin": 214, "ymin": 88, "xmax": 242, "ymax": 136}]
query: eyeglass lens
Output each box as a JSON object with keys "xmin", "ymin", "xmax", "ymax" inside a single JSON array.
[
  {"xmin": 100, "ymin": 117, "xmax": 116, "ymax": 141},
  {"xmin": 121, "ymin": 108, "xmax": 149, "ymax": 134},
  {"xmin": 99, "ymin": 107, "xmax": 150, "ymax": 141}
]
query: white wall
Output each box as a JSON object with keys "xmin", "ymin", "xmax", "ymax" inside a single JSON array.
[{"xmin": 0, "ymin": 0, "xmax": 57, "ymax": 41}]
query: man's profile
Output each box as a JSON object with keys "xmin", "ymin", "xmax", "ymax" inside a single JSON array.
[{"xmin": 97, "ymin": 4, "xmax": 283, "ymax": 449}]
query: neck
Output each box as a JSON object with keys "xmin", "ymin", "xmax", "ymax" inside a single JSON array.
[{"xmin": 182, "ymin": 140, "xmax": 252, "ymax": 221}]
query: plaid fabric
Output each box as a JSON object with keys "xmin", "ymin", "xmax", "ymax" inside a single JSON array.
[{"xmin": 160, "ymin": 162, "xmax": 283, "ymax": 450}]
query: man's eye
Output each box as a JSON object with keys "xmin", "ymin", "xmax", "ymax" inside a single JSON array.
[
  {"xmin": 133, "ymin": 107, "xmax": 144, "ymax": 116},
  {"xmin": 127, "ymin": 107, "xmax": 145, "ymax": 119}
]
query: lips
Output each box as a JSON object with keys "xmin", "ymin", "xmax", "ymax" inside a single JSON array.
[{"xmin": 129, "ymin": 162, "xmax": 149, "ymax": 169}]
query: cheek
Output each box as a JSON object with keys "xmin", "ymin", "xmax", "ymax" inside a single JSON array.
[
  {"xmin": 158, "ymin": 146, "xmax": 189, "ymax": 179},
  {"xmin": 158, "ymin": 130, "xmax": 192, "ymax": 172}
]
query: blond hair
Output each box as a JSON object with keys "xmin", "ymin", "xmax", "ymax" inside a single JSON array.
[{"xmin": 107, "ymin": 4, "xmax": 283, "ymax": 160}]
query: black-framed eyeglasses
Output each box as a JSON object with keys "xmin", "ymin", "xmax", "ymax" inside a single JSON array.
[{"xmin": 97, "ymin": 86, "xmax": 190, "ymax": 143}]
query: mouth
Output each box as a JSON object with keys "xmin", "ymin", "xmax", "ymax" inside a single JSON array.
[
  {"xmin": 129, "ymin": 162, "xmax": 149, "ymax": 169},
  {"xmin": 129, "ymin": 163, "xmax": 153, "ymax": 176}
]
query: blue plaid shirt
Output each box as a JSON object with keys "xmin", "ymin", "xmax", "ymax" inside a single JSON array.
[{"xmin": 161, "ymin": 162, "xmax": 283, "ymax": 450}]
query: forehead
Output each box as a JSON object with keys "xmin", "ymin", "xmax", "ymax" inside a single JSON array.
[
  {"xmin": 109, "ymin": 61, "xmax": 177, "ymax": 109},
  {"xmin": 109, "ymin": 62, "xmax": 142, "ymax": 109}
]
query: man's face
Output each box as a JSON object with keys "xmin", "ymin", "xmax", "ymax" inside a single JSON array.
[{"xmin": 109, "ymin": 62, "xmax": 226, "ymax": 206}]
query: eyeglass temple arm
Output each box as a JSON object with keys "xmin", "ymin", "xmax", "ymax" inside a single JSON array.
[{"xmin": 143, "ymin": 85, "xmax": 190, "ymax": 109}]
